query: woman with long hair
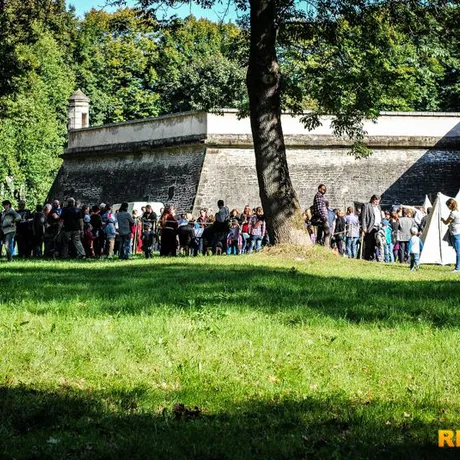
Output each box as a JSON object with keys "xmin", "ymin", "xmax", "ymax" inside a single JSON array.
[
  {"xmin": 160, "ymin": 206, "xmax": 178, "ymax": 256},
  {"xmin": 240, "ymin": 205, "xmax": 253, "ymax": 253}
]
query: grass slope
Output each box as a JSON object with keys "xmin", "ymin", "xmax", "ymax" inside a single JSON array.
[{"xmin": 0, "ymin": 250, "xmax": 459, "ymax": 459}]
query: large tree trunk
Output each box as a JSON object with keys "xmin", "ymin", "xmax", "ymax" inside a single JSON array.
[{"xmin": 247, "ymin": 0, "xmax": 311, "ymax": 246}]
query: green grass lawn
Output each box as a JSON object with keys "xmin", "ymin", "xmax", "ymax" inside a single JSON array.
[{"xmin": 1, "ymin": 250, "xmax": 459, "ymax": 459}]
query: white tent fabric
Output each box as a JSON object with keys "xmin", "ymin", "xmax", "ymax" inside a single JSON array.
[
  {"xmin": 423, "ymin": 195, "xmax": 432, "ymax": 211},
  {"xmin": 419, "ymin": 192, "xmax": 456, "ymax": 265}
]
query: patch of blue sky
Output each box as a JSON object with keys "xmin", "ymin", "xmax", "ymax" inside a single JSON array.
[{"xmin": 66, "ymin": 0, "xmax": 240, "ymax": 22}]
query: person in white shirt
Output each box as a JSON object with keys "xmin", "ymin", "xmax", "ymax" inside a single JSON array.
[{"xmin": 442, "ymin": 198, "xmax": 460, "ymax": 273}]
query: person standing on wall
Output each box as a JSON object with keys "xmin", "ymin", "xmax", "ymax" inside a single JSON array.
[
  {"xmin": 312, "ymin": 184, "xmax": 330, "ymax": 247},
  {"xmin": 442, "ymin": 198, "xmax": 460, "ymax": 273},
  {"xmin": 360, "ymin": 194, "xmax": 382, "ymax": 261}
]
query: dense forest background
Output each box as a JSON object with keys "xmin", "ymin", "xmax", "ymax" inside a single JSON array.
[{"xmin": 1, "ymin": 0, "xmax": 460, "ymax": 204}]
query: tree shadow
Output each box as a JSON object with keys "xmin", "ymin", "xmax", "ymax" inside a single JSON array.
[
  {"xmin": 381, "ymin": 122, "xmax": 460, "ymax": 206},
  {"xmin": 0, "ymin": 384, "xmax": 457, "ymax": 459},
  {"xmin": 1, "ymin": 260, "xmax": 460, "ymax": 328}
]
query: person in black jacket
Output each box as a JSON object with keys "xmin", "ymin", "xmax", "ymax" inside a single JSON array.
[
  {"xmin": 334, "ymin": 209, "xmax": 346, "ymax": 256},
  {"xmin": 141, "ymin": 222, "xmax": 154, "ymax": 258},
  {"xmin": 32, "ymin": 204, "xmax": 46, "ymax": 257},
  {"xmin": 16, "ymin": 200, "xmax": 33, "ymax": 257},
  {"xmin": 360, "ymin": 195, "xmax": 382, "ymax": 261}
]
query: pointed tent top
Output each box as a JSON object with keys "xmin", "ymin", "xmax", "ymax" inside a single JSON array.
[
  {"xmin": 69, "ymin": 89, "xmax": 90, "ymax": 102},
  {"xmin": 423, "ymin": 195, "xmax": 432, "ymax": 211}
]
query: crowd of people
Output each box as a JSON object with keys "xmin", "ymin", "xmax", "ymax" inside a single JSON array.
[
  {"xmin": 0, "ymin": 198, "xmax": 269, "ymax": 261},
  {"xmin": 1, "ymin": 186, "xmax": 459, "ymax": 272},
  {"xmin": 309, "ymin": 184, "xmax": 460, "ymax": 272}
]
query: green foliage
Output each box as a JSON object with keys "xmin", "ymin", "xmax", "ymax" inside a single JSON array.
[
  {"xmin": 165, "ymin": 54, "xmax": 246, "ymax": 113},
  {"xmin": 75, "ymin": 8, "xmax": 161, "ymax": 125},
  {"xmin": 155, "ymin": 16, "xmax": 247, "ymax": 114},
  {"xmin": 0, "ymin": 0, "xmax": 76, "ymax": 98},
  {"xmin": 0, "ymin": 7, "xmax": 75, "ymax": 206},
  {"xmin": 281, "ymin": 3, "xmax": 448, "ymax": 150}
]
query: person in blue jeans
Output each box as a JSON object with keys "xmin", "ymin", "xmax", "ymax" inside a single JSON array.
[
  {"xmin": 442, "ymin": 198, "xmax": 460, "ymax": 273},
  {"xmin": 345, "ymin": 207, "xmax": 359, "ymax": 258},
  {"xmin": 248, "ymin": 207, "xmax": 266, "ymax": 253},
  {"xmin": 382, "ymin": 219, "xmax": 394, "ymax": 262},
  {"xmin": 408, "ymin": 227, "xmax": 423, "ymax": 271},
  {"xmin": 116, "ymin": 202, "xmax": 134, "ymax": 260}
]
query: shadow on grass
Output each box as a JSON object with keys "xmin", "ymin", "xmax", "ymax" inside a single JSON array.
[
  {"xmin": 1, "ymin": 260, "xmax": 460, "ymax": 327},
  {"xmin": 0, "ymin": 384, "xmax": 456, "ymax": 459}
]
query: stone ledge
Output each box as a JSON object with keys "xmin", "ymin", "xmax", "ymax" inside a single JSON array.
[
  {"xmin": 63, "ymin": 133, "xmax": 460, "ymax": 157},
  {"xmin": 205, "ymin": 134, "xmax": 460, "ymax": 149},
  {"xmin": 63, "ymin": 135, "xmax": 206, "ymax": 157}
]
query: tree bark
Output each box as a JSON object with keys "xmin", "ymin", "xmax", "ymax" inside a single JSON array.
[{"xmin": 247, "ymin": 0, "xmax": 311, "ymax": 246}]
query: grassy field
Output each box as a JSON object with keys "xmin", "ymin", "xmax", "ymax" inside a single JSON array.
[{"xmin": 1, "ymin": 249, "xmax": 459, "ymax": 459}]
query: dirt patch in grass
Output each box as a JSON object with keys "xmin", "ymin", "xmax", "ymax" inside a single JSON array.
[{"xmin": 259, "ymin": 244, "xmax": 340, "ymax": 262}]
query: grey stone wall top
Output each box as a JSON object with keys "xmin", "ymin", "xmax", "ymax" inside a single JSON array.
[{"xmin": 67, "ymin": 110, "xmax": 460, "ymax": 154}]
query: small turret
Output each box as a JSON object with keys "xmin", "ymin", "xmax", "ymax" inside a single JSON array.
[{"xmin": 68, "ymin": 89, "xmax": 90, "ymax": 130}]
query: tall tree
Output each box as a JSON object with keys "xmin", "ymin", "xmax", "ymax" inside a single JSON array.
[
  {"xmin": 0, "ymin": 0, "xmax": 76, "ymax": 204},
  {"xmin": 246, "ymin": 0, "xmax": 308, "ymax": 244},
  {"xmin": 116, "ymin": 0, "xmax": 313, "ymax": 244},
  {"xmin": 118, "ymin": 0, "xmax": 460, "ymax": 245},
  {"xmin": 0, "ymin": 27, "xmax": 75, "ymax": 203}
]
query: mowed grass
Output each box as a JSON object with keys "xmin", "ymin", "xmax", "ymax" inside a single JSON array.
[{"xmin": 1, "ymin": 249, "xmax": 460, "ymax": 459}]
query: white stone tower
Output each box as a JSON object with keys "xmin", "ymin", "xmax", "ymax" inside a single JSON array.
[{"xmin": 68, "ymin": 89, "xmax": 90, "ymax": 130}]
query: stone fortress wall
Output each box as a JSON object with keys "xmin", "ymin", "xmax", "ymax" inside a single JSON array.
[{"xmin": 49, "ymin": 108, "xmax": 460, "ymax": 213}]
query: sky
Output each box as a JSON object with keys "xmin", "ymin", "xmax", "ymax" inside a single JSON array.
[{"xmin": 66, "ymin": 0, "xmax": 239, "ymax": 22}]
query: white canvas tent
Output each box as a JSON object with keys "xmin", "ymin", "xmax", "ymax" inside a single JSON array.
[{"xmin": 419, "ymin": 192, "xmax": 457, "ymax": 265}]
